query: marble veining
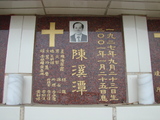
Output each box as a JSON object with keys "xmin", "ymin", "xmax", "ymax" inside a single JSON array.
[
  {"xmin": 6, "ymin": 74, "xmax": 24, "ymax": 105},
  {"xmin": 138, "ymin": 74, "xmax": 155, "ymax": 104}
]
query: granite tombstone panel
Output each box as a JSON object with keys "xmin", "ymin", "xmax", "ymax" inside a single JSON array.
[
  {"xmin": 33, "ymin": 16, "xmax": 126, "ymax": 104},
  {"xmin": 0, "ymin": 15, "xmax": 10, "ymax": 103},
  {"xmin": 148, "ymin": 19, "xmax": 160, "ymax": 103}
]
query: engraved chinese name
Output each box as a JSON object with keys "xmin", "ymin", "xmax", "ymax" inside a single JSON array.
[{"xmin": 71, "ymin": 49, "xmax": 88, "ymax": 95}]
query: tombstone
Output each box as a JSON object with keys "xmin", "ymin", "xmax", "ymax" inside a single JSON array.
[
  {"xmin": 148, "ymin": 19, "xmax": 160, "ymax": 103},
  {"xmin": 32, "ymin": 17, "xmax": 126, "ymax": 104},
  {"xmin": 0, "ymin": 15, "xmax": 10, "ymax": 103}
]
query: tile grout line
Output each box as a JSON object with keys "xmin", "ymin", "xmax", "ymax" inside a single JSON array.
[
  {"xmin": 20, "ymin": 105, "xmax": 25, "ymax": 120},
  {"xmin": 112, "ymin": 106, "xmax": 117, "ymax": 120}
]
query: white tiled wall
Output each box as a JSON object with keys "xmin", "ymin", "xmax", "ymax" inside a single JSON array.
[
  {"xmin": 19, "ymin": 16, "xmax": 36, "ymax": 73},
  {"xmin": 0, "ymin": 15, "xmax": 159, "ymax": 120},
  {"xmin": 135, "ymin": 16, "xmax": 151, "ymax": 72},
  {"xmin": 123, "ymin": 15, "xmax": 139, "ymax": 72},
  {"xmin": 5, "ymin": 16, "xmax": 36, "ymax": 73},
  {"xmin": 22, "ymin": 76, "xmax": 32, "ymax": 104},
  {"xmin": 123, "ymin": 15, "xmax": 152, "ymax": 103},
  {"xmin": 123, "ymin": 16, "xmax": 151, "ymax": 73},
  {"xmin": 5, "ymin": 16, "xmax": 23, "ymax": 73},
  {"xmin": 24, "ymin": 106, "xmax": 113, "ymax": 120},
  {"xmin": 0, "ymin": 106, "xmax": 20, "ymax": 120},
  {"xmin": 116, "ymin": 105, "xmax": 160, "ymax": 120},
  {"xmin": 4, "ymin": 16, "xmax": 35, "ymax": 104},
  {"xmin": 1, "ymin": 105, "xmax": 160, "ymax": 120},
  {"xmin": 127, "ymin": 75, "xmax": 138, "ymax": 103}
]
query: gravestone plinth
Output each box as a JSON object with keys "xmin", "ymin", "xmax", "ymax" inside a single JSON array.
[{"xmin": 33, "ymin": 17, "xmax": 126, "ymax": 104}]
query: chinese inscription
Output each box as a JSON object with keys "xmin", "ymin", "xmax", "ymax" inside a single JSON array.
[{"xmin": 33, "ymin": 17, "xmax": 126, "ymax": 104}]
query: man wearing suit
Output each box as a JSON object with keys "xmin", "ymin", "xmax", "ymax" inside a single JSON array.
[{"xmin": 70, "ymin": 22, "xmax": 88, "ymax": 42}]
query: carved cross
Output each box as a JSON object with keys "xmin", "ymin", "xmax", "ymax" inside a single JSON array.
[{"xmin": 42, "ymin": 22, "xmax": 64, "ymax": 47}]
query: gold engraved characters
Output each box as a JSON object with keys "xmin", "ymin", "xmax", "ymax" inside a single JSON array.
[
  {"xmin": 72, "ymin": 49, "xmax": 87, "ymax": 61},
  {"xmin": 72, "ymin": 81, "xmax": 87, "ymax": 95},
  {"xmin": 96, "ymin": 31, "xmax": 119, "ymax": 102},
  {"xmin": 154, "ymin": 70, "xmax": 160, "ymax": 76},
  {"xmin": 154, "ymin": 70, "xmax": 160, "ymax": 93},
  {"xmin": 71, "ymin": 49, "xmax": 88, "ymax": 95},
  {"xmin": 72, "ymin": 65, "xmax": 87, "ymax": 77},
  {"xmin": 36, "ymin": 90, "xmax": 67, "ymax": 101},
  {"xmin": 39, "ymin": 49, "xmax": 65, "ymax": 76}
]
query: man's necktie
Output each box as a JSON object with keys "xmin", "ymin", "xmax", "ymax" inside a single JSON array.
[{"xmin": 77, "ymin": 36, "xmax": 80, "ymax": 42}]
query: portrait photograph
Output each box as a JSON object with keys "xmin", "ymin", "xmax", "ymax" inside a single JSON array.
[{"xmin": 69, "ymin": 21, "xmax": 88, "ymax": 43}]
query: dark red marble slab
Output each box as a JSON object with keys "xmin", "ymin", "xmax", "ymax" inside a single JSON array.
[
  {"xmin": 33, "ymin": 16, "xmax": 126, "ymax": 104},
  {"xmin": 147, "ymin": 19, "xmax": 160, "ymax": 103},
  {"xmin": 0, "ymin": 15, "xmax": 10, "ymax": 103}
]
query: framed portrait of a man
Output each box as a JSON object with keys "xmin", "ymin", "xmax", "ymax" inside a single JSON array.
[{"xmin": 69, "ymin": 21, "xmax": 88, "ymax": 43}]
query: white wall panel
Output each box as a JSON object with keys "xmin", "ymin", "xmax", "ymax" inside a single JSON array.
[
  {"xmin": 123, "ymin": 16, "xmax": 139, "ymax": 72},
  {"xmin": 0, "ymin": 107, "xmax": 20, "ymax": 120},
  {"xmin": 25, "ymin": 107, "xmax": 112, "ymax": 120},
  {"xmin": 5, "ymin": 16, "xmax": 23, "ymax": 73},
  {"xmin": 117, "ymin": 106, "xmax": 160, "ymax": 120},
  {"xmin": 19, "ymin": 16, "xmax": 36, "ymax": 73},
  {"xmin": 135, "ymin": 16, "xmax": 152, "ymax": 72},
  {"xmin": 23, "ymin": 76, "xmax": 32, "ymax": 104},
  {"xmin": 127, "ymin": 75, "xmax": 138, "ymax": 103}
]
